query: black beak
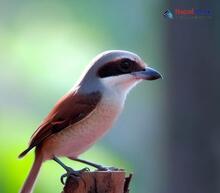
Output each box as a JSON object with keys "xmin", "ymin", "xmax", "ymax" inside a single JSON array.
[{"xmin": 132, "ymin": 67, "xmax": 162, "ymax": 80}]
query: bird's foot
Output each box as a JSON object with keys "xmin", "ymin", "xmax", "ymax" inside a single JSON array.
[
  {"xmin": 71, "ymin": 158, "xmax": 121, "ymax": 172},
  {"xmin": 60, "ymin": 167, "xmax": 90, "ymax": 184}
]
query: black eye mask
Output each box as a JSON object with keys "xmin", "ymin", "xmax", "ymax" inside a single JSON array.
[{"xmin": 98, "ymin": 59, "xmax": 144, "ymax": 78}]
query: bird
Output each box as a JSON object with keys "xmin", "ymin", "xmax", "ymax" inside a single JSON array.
[{"xmin": 18, "ymin": 50, "xmax": 162, "ymax": 193}]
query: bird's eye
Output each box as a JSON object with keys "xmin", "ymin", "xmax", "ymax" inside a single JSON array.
[{"xmin": 119, "ymin": 59, "xmax": 132, "ymax": 72}]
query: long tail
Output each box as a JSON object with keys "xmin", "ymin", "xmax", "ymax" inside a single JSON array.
[{"xmin": 20, "ymin": 154, "xmax": 43, "ymax": 193}]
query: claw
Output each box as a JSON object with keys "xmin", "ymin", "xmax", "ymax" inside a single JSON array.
[
  {"xmin": 60, "ymin": 167, "xmax": 90, "ymax": 185},
  {"xmin": 61, "ymin": 173, "xmax": 67, "ymax": 185},
  {"xmin": 80, "ymin": 167, "xmax": 90, "ymax": 172}
]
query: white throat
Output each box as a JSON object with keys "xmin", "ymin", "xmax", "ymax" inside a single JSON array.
[{"xmin": 100, "ymin": 74, "xmax": 142, "ymax": 99}]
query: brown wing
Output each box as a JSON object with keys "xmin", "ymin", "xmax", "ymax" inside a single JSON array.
[{"xmin": 18, "ymin": 89, "xmax": 102, "ymax": 158}]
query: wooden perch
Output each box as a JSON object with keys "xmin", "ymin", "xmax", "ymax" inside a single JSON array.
[{"xmin": 61, "ymin": 170, "xmax": 132, "ymax": 193}]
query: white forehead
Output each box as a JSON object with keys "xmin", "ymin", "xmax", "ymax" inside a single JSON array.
[
  {"xmin": 96, "ymin": 50, "xmax": 140, "ymax": 59},
  {"xmin": 90, "ymin": 50, "xmax": 144, "ymax": 69}
]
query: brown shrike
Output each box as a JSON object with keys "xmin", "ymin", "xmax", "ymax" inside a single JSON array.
[{"xmin": 19, "ymin": 50, "xmax": 162, "ymax": 193}]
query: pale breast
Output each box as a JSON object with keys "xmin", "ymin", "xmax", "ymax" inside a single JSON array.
[{"xmin": 42, "ymin": 97, "xmax": 123, "ymax": 159}]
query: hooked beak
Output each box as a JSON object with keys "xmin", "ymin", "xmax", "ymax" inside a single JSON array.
[{"xmin": 132, "ymin": 67, "xmax": 162, "ymax": 80}]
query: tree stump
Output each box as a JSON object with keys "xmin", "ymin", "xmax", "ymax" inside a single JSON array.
[{"xmin": 61, "ymin": 170, "xmax": 132, "ymax": 193}]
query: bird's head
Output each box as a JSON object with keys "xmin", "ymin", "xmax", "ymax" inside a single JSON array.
[{"xmin": 79, "ymin": 50, "xmax": 162, "ymax": 94}]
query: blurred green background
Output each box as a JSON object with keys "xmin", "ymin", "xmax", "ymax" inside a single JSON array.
[{"xmin": 1, "ymin": 1, "xmax": 219, "ymax": 193}]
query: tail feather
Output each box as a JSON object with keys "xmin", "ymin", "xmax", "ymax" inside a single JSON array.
[
  {"xmin": 20, "ymin": 154, "xmax": 43, "ymax": 193},
  {"xmin": 18, "ymin": 148, "xmax": 31, "ymax": 159}
]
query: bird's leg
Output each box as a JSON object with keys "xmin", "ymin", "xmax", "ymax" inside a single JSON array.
[
  {"xmin": 53, "ymin": 157, "xmax": 90, "ymax": 184},
  {"xmin": 70, "ymin": 157, "xmax": 119, "ymax": 171}
]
